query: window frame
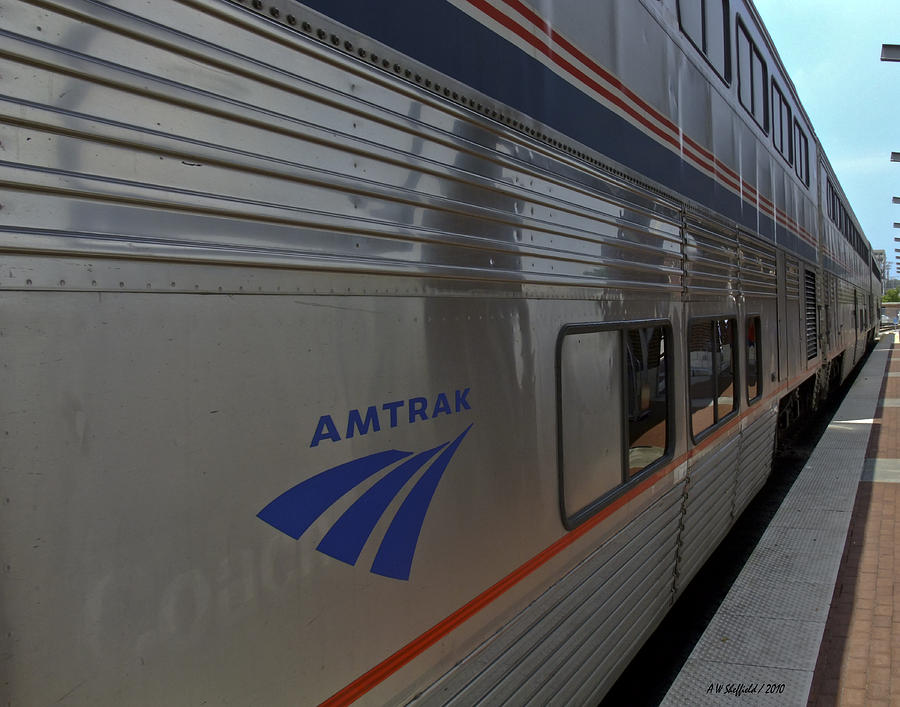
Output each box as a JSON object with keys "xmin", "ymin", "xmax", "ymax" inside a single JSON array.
[
  {"xmin": 793, "ymin": 119, "xmax": 810, "ymax": 187},
  {"xmin": 677, "ymin": 0, "xmax": 732, "ymax": 85},
  {"xmin": 746, "ymin": 315, "xmax": 763, "ymax": 406},
  {"xmin": 826, "ymin": 179, "xmax": 835, "ymax": 221},
  {"xmin": 556, "ymin": 319, "xmax": 674, "ymax": 530},
  {"xmin": 736, "ymin": 18, "xmax": 769, "ymax": 133},
  {"xmin": 688, "ymin": 315, "xmax": 740, "ymax": 443},
  {"xmin": 771, "ymin": 80, "xmax": 793, "ymax": 165}
]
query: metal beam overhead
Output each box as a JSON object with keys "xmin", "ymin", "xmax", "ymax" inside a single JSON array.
[{"xmin": 883, "ymin": 44, "xmax": 900, "ymax": 61}]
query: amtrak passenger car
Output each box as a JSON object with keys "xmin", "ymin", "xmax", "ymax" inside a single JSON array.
[{"xmin": 1, "ymin": 0, "xmax": 878, "ymax": 704}]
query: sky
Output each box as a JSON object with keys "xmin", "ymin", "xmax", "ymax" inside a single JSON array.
[{"xmin": 752, "ymin": 0, "xmax": 900, "ymax": 278}]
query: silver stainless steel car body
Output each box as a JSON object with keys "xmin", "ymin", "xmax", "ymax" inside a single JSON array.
[{"xmin": 1, "ymin": 0, "xmax": 878, "ymax": 705}]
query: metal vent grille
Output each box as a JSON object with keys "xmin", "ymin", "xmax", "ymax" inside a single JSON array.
[{"xmin": 805, "ymin": 270, "xmax": 818, "ymax": 360}]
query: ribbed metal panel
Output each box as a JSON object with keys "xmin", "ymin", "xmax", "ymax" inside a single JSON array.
[
  {"xmin": 675, "ymin": 414, "xmax": 776, "ymax": 597},
  {"xmin": 536, "ymin": 567, "xmax": 674, "ymax": 706},
  {"xmin": 675, "ymin": 435, "xmax": 741, "ymax": 593},
  {"xmin": 680, "ymin": 486, "xmax": 736, "ymax": 553},
  {"xmin": 418, "ymin": 484, "xmax": 684, "ymax": 706},
  {"xmin": 805, "ymin": 270, "xmax": 819, "ymax": 360},
  {"xmin": 784, "ymin": 257, "xmax": 801, "ymax": 301},
  {"xmin": 684, "ymin": 214, "xmax": 739, "ymax": 297},
  {"xmin": 679, "ymin": 472, "xmax": 736, "ymax": 555},
  {"xmin": 738, "ymin": 232, "xmax": 778, "ymax": 298},
  {"xmin": 677, "ymin": 505, "xmax": 731, "ymax": 592},
  {"xmin": 734, "ymin": 411, "xmax": 777, "ymax": 515},
  {"xmin": 514, "ymin": 548, "xmax": 674, "ymax": 706},
  {"xmin": 1, "ymin": 0, "xmax": 684, "ymax": 294}
]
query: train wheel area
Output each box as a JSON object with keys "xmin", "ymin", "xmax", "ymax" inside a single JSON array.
[{"xmin": 602, "ymin": 331, "xmax": 896, "ymax": 706}]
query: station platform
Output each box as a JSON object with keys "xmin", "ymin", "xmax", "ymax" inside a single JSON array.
[{"xmin": 661, "ymin": 332, "xmax": 899, "ymax": 706}]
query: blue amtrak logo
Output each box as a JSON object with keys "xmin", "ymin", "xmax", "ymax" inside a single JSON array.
[{"xmin": 258, "ymin": 425, "xmax": 472, "ymax": 581}]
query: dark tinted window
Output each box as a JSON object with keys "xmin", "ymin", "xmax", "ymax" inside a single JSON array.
[
  {"xmin": 772, "ymin": 82, "xmax": 792, "ymax": 163},
  {"xmin": 678, "ymin": 0, "xmax": 731, "ymax": 82},
  {"xmin": 626, "ymin": 326, "xmax": 669, "ymax": 476},
  {"xmin": 746, "ymin": 316, "xmax": 761, "ymax": 403},
  {"xmin": 737, "ymin": 20, "xmax": 768, "ymax": 131},
  {"xmin": 689, "ymin": 317, "xmax": 738, "ymax": 439},
  {"xmin": 716, "ymin": 319, "xmax": 736, "ymax": 419},
  {"xmin": 794, "ymin": 121, "xmax": 809, "ymax": 186}
]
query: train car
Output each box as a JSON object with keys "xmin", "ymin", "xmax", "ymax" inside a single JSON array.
[{"xmin": 1, "ymin": 0, "xmax": 879, "ymax": 704}]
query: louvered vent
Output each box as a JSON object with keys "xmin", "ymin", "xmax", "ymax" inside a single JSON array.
[{"xmin": 805, "ymin": 270, "xmax": 818, "ymax": 360}]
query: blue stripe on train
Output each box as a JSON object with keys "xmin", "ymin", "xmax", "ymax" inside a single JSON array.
[{"xmin": 300, "ymin": 0, "xmax": 816, "ymax": 259}]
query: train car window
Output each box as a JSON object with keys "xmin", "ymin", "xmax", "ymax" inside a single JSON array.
[
  {"xmin": 706, "ymin": 0, "xmax": 729, "ymax": 81},
  {"xmin": 689, "ymin": 317, "xmax": 738, "ymax": 440},
  {"xmin": 771, "ymin": 81, "xmax": 792, "ymax": 164},
  {"xmin": 737, "ymin": 27, "xmax": 751, "ymax": 109},
  {"xmin": 679, "ymin": 1, "xmax": 703, "ymax": 47},
  {"xmin": 751, "ymin": 51, "xmax": 766, "ymax": 129},
  {"xmin": 626, "ymin": 326, "xmax": 669, "ymax": 476},
  {"xmin": 746, "ymin": 316, "xmax": 762, "ymax": 404},
  {"xmin": 559, "ymin": 330, "xmax": 623, "ymax": 523},
  {"xmin": 557, "ymin": 323, "xmax": 671, "ymax": 528},
  {"xmin": 678, "ymin": 0, "xmax": 731, "ymax": 83},
  {"xmin": 826, "ymin": 180, "xmax": 835, "ymax": 220},
  {"xmin": 689, "ymin": 321, "xmax": 716, "ymax": 436},
  {"xmin": 736, "ymin": 20, "xmax": 768, "ymax": 132},
  {"xmin": 716, "ymin": 319, "xmax": 736, "ymax": 418},
  {"xmin": 794, "ymin": 121, "xmax": 810, "ymax": 186}
]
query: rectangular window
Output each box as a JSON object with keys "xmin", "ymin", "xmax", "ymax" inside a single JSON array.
[
  {"xmin": 689, "ymin": 317, "xmax": 738, "ymax": 439},
  {"xmin": 771, "ymin": 81, "xmax": 792, "ymax": 163},
  {"xmin": 737, "ymin": 26, "xmax": 752, "ymax": 111},
  {"xmin": 737, "ymin": 20, "xmax": 768, "ymax": 132},
  {"xmin": 558, "ymin": 323, "xmax": 670, "ymax": 528},
  {"xmin": 679, "ymin": 0, "xmax": 703, "ymax": 49},
  {"xmin": 746, "ymin": 316, "xmax": 761, "ymax": 404},
  {"xmin": 678, "ymin": 0, "xmax": 731, "ymax": 83},
  {"xmin": 705, "ymin": 0, "xmax": 729, "ymax": 80},
  {"xmin": 559, "ymin": 330, "xmax": 622, "ymax": 521},
  {"xmin": 716, "ymin": 319, "xmax": 736, "ymax": 419},
  {"xmin": 626, "ymin": 327, "xmax": 669, "ymax": 476},
  {"xmin": 793, "ymin": 120, "xmax": 809, "ymax": 186},
  {"xmin": 752, "ymin": 51, "xmax": 766, "ymax": 128}
]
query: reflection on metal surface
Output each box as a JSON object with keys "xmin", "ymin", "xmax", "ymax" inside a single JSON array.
[{"xmin": 0, "ymin": 0, "xmax": 880, "ymax": 704}]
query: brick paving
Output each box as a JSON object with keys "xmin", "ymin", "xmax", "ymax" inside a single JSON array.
[{"xmin": 808, "ymin": 335, "xmax": 900, "ymax": 707}]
